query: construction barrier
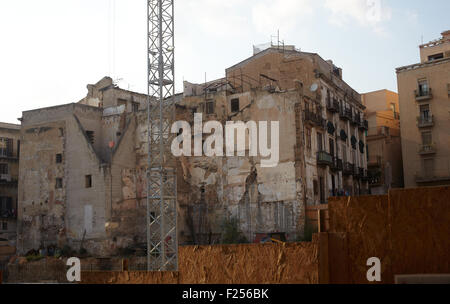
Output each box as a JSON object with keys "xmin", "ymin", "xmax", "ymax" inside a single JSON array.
[{"xmin": 4, "ymin": 186, "xmax": 450, "ymax": 284}]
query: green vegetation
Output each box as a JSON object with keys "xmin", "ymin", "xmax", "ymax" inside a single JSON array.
[{"xmin": 220, "ymin": 217, "xmax": 249, "ymax": 244}]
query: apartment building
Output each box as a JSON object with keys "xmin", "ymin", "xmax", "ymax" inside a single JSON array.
[
  {"xmin": 183, "ymin": 45, "xmax": 368, "ymax": 243},
  {"xmin": 396, "ymin": 30, "xmax": 450, "ymax": 188},
  {"xmin": 0, "ymin": 123, "xmax": 20, "ymax": 247},
  {"xmin": 17, "ymin": 45, "xmax": 368, "ymax": 255},
  {"xmin": 17, "ymin": 77, "xmax": 148, "ymax": 256},
  {"xmin": 362, "ymin": 90, "xmax": 404, "ymax": 194}
]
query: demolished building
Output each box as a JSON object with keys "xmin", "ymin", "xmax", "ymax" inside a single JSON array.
[{"xmin": 17, "ymin": 45, "xmax": 368, "ymax": 256}]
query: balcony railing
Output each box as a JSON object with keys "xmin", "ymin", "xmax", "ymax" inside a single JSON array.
[
  {"xmin": 417, "ymin": 115, "xmax": 434, "ymax": 128},
  {"xmin": 330, "ymin": 157, "xmax": 343, "ymax": 172},
  {"xmin": 304, "ymin": 110, "xmax": 326, "ymax": 128},
  {"xmin": 317, "ymin": 151, "xmax": 334, "ymax": 167},
  {"xmin": 351, "ymin": 114, "xmax": 361, "ymax": 126},
  {"xmin": 339, "ymin": 108, "xmax": 352, "ymax": 121},
  {"xmin": 359, "ymin": 119, "xmax": 369, "ymax": 131},
  {"xmin": 368, "ymin": 169, "xmax": 383, "ymax": 186},
  {"xmin": 326, "ymin": 98, "xmax": 340, "ymax": 113},
  {"xmin": 415, "ymin": 88, "xmax": 433, "ymax": 101},
  {"xmin": 419, "ymin": 144, "xmax": 437, "ymax": 155},
  {"xmin": 0, "ymin": 209, "xmax": 17, "ymax": 219},
  {"xmin": 361, "ymin": 169, "xmax": 369, "ymax": 182},
  {"xmin": 343, "ymin": 162, "xmax": 354, "ymax": 176}
]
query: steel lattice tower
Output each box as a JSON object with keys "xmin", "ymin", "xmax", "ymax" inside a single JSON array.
[{"xmin": 146, "ymin": 0, "xmax": 177, "ymax": 271}]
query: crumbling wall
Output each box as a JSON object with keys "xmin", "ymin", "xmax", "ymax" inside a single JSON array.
[{"xmin": 18, "ymin": 121, "xmax": 67, "ymax": 254}]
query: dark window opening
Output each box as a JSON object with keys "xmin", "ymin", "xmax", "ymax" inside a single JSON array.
[
  {"xmin": 17, "ymin": 140, "xmax": 21, "ymax": 158},
  {"xmin": 118, "ymin": 98, "xmax": 127, "ymax": 107},
  {"xmin": 418, "ymin": 80, "xmax": 429, "ymax": 96},
  {"xmin": 205, "ymin": 101, "xmax": 215, "ymax": 114},
  {"xmin": 231, "ymin": 98, "xmax": 240, "ymax": 113},
  {"xmin": 86, "ymin": 131, "xmax": 95, "ymax": 144},
  {"xmin": 56, "ymin": 154, "xmax": 63, "ymax": 164},
  {"xmin": 85, "ymin": 175, "xmax": 92, "ymax": 188},
  {"xmin": 306, "ymin": 128, "xmax": 312, "ymax": 150},
  {"xmin": 0, "ymin": 197, "xmax": 13, "ymax": 218},
  {"xmin": 317, "ymin": 132, "xmax": 323, "ymax": 151},
  {"xmin": 132, "ymin": 102, "xmax": 139, "ymax": 113},
  {"xmin": 428, "ymin": 53, "xmax": 444, "ymax": 61},
  {"xmin": 0, "ymin": 163, "xmax": 8, "ymax": 175},
  {"xmin": 56, "ymin": 178, "xmax": 63, "ymax": 189},
  {"xmin": 0, "ymin": 138, "xmax": 13, "ymax": 157},
  {"xmin": 1, "ymin": 222, "xmax": 7, "ymax": 231}
]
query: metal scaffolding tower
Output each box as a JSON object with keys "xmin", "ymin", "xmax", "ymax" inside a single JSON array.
[{"xmin": 146, "ymin": 0, "xmax": 178, "ymax": 271}]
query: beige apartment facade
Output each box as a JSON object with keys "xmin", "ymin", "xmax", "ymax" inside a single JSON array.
[
  {"xmin": 397, "ymin": 30, "xmax": 450, "ymax": 188},
  {"xmin": 0, "ymin": 123, "xmax": 21, "ymax": 249},
  {"xmin": 362, "ymin": 90, "xmax": 404, "ymax": 194}
]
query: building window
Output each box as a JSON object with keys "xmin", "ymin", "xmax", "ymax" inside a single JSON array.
[
  {"xmin": 205, "ymin": 101, "xmax": 215, "ymax": 115},
  {"xmin": 231, "ymin": 98, "xmax": 240, "ymax": 113},
  {"xmin": 342, "ymin": 145, "xmax": 347, "ymax": 163},
  {"xmin": 418, "ymin": 79, "xmax": 429, "ymax": 96},
  {"xmin": 0, "ymin": 138, "xmax": 13, "ymax": 157},
  {"xmin": 56, "ymin": 154, "xmax": 63, "ymax": 164},
  {"xmin": 313, "ymin": 180, "xmax": 319, "ymax": 196},
  {"xmin": 423, "ymin": 159, "xmax": 435, "ymax": 177},
  {"xmin": 1, "ymin": 221, "xmax": 7, "ymax": 231},
  {"xmin": 17, "ymin": 140, "xmax": 20, "ymax": 158},
  {"xmin": 118, "ymin": 98, "xmax": 127, "ymax": 107},
  {"xmin": 420, "ymin": 104, "xmax": 430, "ymax": 117},
  {"xmin": 317, "ymin": 132, "xmax": 323, "ymax": 152},
  {"xmin": 421, "ymin": 131, "xmax": 432, "ymax": 146},
  {"xmin": 0, "ymin": 163, "xmax": 8, "ymax": 175},
  {"xmin": 56, "ymin": 178, "xmax": 63, "ymax": 189},
  {"xmin": 86, "ymin": 131, "xmax": 95, "ymax": 144},
  {"xmin": 306, "ymin": 128, "xmax": 312, "ymax": 150},
  {"xmin": 0, "ymin": 197, "xmax": 13, "ymax": 218},
  {"xmin": 85, "ymin": 175, "xmax": 92, "ymax": 188},
  {"xmin": 132, "ymin": 102, "xmax": 139, "ymax": 113},
  {"xmin": 428, "ymin": 53, "xmax": 444, "ymax": 61},
  {"xmin": 329, "ymin": 138, "xmax": 335, "ymax": 157}
]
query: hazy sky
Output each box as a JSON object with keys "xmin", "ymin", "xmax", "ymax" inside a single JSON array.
[{"xmin": 0, "ymin": 0, "xmax": 448, "ymax": 124}]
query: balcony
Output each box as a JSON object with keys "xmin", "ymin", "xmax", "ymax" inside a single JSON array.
[
  {"xmin": 304, "ymin": 110, "xmax": 326, "ymax": 128},
  {"xmin": 343, "ymin": 162, "xmax": 354, "ymax": 176},
  {"xmin": 330, "ymin": 157, "xmax": 343, "ymax": 171},
  {"xmin": 339, "ymin": 108, "xmax": 352, "ymax": 121},
  {"xmin": 317, "ymin": 151, "xmax": 333, "ymax": 167},
  {"xmin": 326, "ymin": 98, "xmax": 339, "ymax": 113},
  {"xmin": 361, "ymin": 169, "xmax": 369, "ymax": 182},
  {"xmin": 0, "ymin": 174, "xmax": 11, "ymax": 182},
  {"xmin": 415, "ymin": 88, "xmax": 433, "ymax": 101},
  {"xmin": 368, "ymin": 169, "xmax": 383, "ymax": 186},
  {"xmin": 419, "ymin": 144, "xmax": 437, "ymax": 155},
  {"xmin": 359, "ymin": 119, "xmax": 369, "ymax": 131},
  {"xmin": 0, "ymin": 209, "xmax": 17, "ymax": 219},
  {"xmin": 351, "ymin": 114, "xmax": 361, "ymax": 126},
  {"xmin": 331, "ymin": 158, "xmax": 343, "ymax": 172},
  {"xmin": 417, "ymin": 115, "xmax": 434, "ymax": 128}
]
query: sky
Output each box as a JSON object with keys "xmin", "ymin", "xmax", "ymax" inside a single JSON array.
[{"xmin": 0, "ymin": 0, "xmax": 448, "ymax": 124}]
